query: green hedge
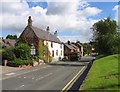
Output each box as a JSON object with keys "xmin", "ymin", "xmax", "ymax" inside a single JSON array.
[
  {"xmin": 2, "ymin": 48, "xmax": 15, "ymax": 61},
  {"xmin": 8, "ymin": 59, "xmax": 33, "ymax": 67},
  {"xmin": 14, "ymin": 43, "xmax": 31, "ymax": 60}
]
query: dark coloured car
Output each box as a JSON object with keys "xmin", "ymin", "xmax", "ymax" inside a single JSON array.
[{"xmin": 68, "ymin": 52, "xmax": 81, "ymax": 61}]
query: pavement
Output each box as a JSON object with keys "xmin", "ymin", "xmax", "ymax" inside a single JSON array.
[
  {"xmin": 1, "ymin": 56, "xmax": 94, "ymax": 90},
  {"xmin": 1, "ymin": 66, "xmax": 23, "ymax": 74}
]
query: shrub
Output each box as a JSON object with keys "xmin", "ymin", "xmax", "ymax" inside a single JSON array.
[
  {"xmin": 2, "ymin": 48, "xmax": 15, "ymax": 61},
  {"xmin": 95, "ymin": 54, "xmax": 106, "ymax": 60},
  {"xmin": 8, "ymin": 59, "xmax": 33, "ymax": 66},
  {"xmin": 14, "ymin": 43, "xmax": 31, "ymax": 60}
]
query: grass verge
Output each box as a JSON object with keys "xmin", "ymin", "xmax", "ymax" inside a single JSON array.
[{"xmin": 81, "ymin": 54, "xmax": 119, "ymax": 90}]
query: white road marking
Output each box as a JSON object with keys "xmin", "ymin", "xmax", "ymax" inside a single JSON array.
[
  {"xmin": 32, "ymin": 78, "xmax": 35, "ymax": 79},
  {"xmin": 5, "ymin": 73, "xmax": 15, "ymax": 76},
  {"xmin": 33, "ymin": 69, "xmax": 39, "ymax": 71},
  {"xmin": 35, "ymin": 73, "xmax": 53, "ymax": 81},
  {"xmin": 23, "ymin": 66, "xmax": 51, "ymax": 74},
  {"xmin": 24, "ymin": 77, "xmax": 26, "ymax": 79},
  {"xmin": 15, "ymin": 85, "xmax": 24, "ymax": 90},
  {"xmin": 1, "ymin": 66, "xmax": 52, "ymax": 81},
  {"xmin": 44, "ymin": 73, "xmax": 52, "ymax": 77}
]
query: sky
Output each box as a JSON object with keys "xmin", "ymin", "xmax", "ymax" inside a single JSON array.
[{"xmin": 0, "ymin": 0, "xmax": 119, "ymax": 43}]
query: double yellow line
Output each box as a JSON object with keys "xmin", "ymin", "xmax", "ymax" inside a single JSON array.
[{"xmin": 61, "ymin": 66, "xmax": 86, "ymax": 91}]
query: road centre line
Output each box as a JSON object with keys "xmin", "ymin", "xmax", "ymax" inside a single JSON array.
[
  {"xmin": 61, "ymin": 66, "xmax": 86, "ymax": 91},
  {"xmin": 35, "ymin": 73, "xmax": 53, "ymax": 81}
]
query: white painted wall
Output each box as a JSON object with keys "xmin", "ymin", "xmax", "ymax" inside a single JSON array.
[{"xmin": 44, "ymin": 40, "xmax": 64, "ymax": 62}]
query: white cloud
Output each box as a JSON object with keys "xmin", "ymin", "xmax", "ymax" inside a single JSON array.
[
  {"xmin": 79, "ymin": 7, "xmax": 102, "ymax": 17},
  {"xmin": 112, "ymin": 5, "xmax": 120, "ymax": 29},
  {"xmin": 58, "ymin": 35, "xmax": 92, "ymax": 43},
  {"xmin": 112, "ymin": 5, "xmax": 118, "ymax": 20},
  {"xmin": 1, "ymin": 0, "xmax": 102, "ymax": 42}
]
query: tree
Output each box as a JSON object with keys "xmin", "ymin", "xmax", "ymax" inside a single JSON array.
[
  {"xmin": 82, "ymin": 43, "xmax": 92, "ymax": 55},
  {"xmin": 2, "ymin": 48, "xmax": 16, "ymax": 61},
  {"xmin": 14, "ymin": 43, "xmax": 31, "ymax": 60},
  {"xmin": 6, "ymin": 35, "xmax": 18, "ymax": 41},
  {"xmin": 92, "ymin": 17, "xmax": 119, "ymax": 55}
]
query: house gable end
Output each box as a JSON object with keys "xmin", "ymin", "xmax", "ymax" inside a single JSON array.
[{"xmin": 19, "ymin": 26, "xmax": 39, "ymax": 48}]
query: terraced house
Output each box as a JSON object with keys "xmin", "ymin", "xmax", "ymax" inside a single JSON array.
[{"xmin": 19, "ymin": 16, "xmax": 64, "ymax": 62}]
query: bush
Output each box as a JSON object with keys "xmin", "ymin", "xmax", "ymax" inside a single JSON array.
[
  {"xmin": 2, "ymin": 48, "xmax": 15, "ymax": 61},
  {"xmin": 14, "ymin": 43, "xmax": 31, "ymax": 60},
  {"xmin": 95, "ymin": 54, "xmax": 106, "ymax": 60},
  {"xmin": 8, "ymin": 59, "xmax": 33, "ymax": 66}
]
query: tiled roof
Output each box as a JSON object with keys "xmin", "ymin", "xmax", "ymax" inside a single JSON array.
[
  {"xmin": 2, "ymin": 39, "xmax": 16, "ymax": 47},
  {"xmin": 31, "ymin": 26, "xmax": 61, "ymax": 43},
  {"xmin": 64, "ymin": 43, "xmax": 76, "ymax": 50},
  {"xmin": 71, "ymin": 44, "xmax": 79, "ymax": 49}
]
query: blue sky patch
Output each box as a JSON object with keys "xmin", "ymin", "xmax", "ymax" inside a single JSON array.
[{"xmin": 27, "ymin": 2, "xmax": 48, "ymax": 9}]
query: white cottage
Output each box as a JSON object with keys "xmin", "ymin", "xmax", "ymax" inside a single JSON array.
[
  {"xmin": 43, "ymin": 27, "xmax": 64, "ymax": 62},
  {"xmin": 19, "ymin": 16, "xmax": 64, "ymax": 62}
]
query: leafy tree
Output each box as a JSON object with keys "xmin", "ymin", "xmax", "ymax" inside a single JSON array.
[
  {"xmin": 82, "ymin": 43, "xmax": 92, "ymax": 55},
  {"xmin": 92, "ymin": 17, "xmax": 119, "ymax": 55},
  {"xmin": 14, "ymin": 43, "xmax": 31, "ymax": 60},
  {"xmin": 2, "ymin": 48, "xmax": 15, "ymax": 61},
  {"xmin": 6, "ymin": 35, "xmax": 18, "ymax": 41}
]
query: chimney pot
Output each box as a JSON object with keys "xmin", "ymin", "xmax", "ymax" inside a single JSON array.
[
  {"xmin": 46, "ymin": 26, "xmax": 50, "ymax": 32},
  {"xmin": 28, "ymin": 16, "xmax": 32, "ymax": 26},
  {"xmin": 54, "ymin": 31, "xmax": 58, "ymax": 36}
]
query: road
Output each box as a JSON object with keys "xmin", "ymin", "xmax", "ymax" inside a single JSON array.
[{"xmin": 2, "ymin": 57, "xmax": 94, "ymax": 90}]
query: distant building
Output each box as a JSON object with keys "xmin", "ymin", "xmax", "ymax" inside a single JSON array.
[
  {"xmin": 19, "ymin": 16, "xmax": 64, "ymax": 62},
  {"xmin": 64, "ymin": 41, "xmax": 83, "ymax": 57},
  {"xmin": 75, "ymin": 43, "xmax": 83, "ymax": 56},
  {"xmin": 0, "ymin": 37, "xmax": 16, "ymax": 48}
]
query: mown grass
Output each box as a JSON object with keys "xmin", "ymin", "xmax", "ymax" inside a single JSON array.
[{"xmin": 81, "ymin": 54, "xmax": 119, "ymax": 90}]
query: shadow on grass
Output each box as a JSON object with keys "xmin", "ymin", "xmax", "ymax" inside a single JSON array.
[
  {"xmin": 95, "ymin": 55, "xmax": 106, "ymax": 60},
  {"xmin": 113, "ymin": 55, "xmax": 119, "ymax": 59}
]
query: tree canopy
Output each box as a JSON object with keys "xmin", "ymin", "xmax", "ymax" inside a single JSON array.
[
  {"xmin": 92, "ymin": 17, "xmax": 119, "ymax": 55},
  {"xmin": 6, "ymin": 35, "xmax": 18, "ymax": 40}
]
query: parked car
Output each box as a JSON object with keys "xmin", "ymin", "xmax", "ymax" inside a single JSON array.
[{"xmin": 67, "ymin": 52, "xmax": 81, "ymax": 61}]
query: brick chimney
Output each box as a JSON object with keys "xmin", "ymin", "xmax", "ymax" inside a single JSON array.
[{"xmin": 28, "ymin": 16, "xmax": 32, "ymax": 26}]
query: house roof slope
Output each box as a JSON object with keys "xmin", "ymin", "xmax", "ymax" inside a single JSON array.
[
  {"xmin": 64, "ymin": 43, "xmax": 76, "ymax": 50},
  {"xmin": 31, "ymin": 26, "xmax": 61, "ymax": 43}
]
